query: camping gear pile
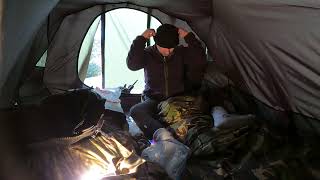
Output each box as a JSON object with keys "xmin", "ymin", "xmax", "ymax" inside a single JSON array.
[
  {"xmin": 23, "ymin": 89, "xmax": 169, "ymax": 180},
  {"xmin": 16, "ymin": 88, "xmax": 319, "ymax": 180},
  {"xmin": 158, "ymin": 94, "xmax": 319, "ymax": 179}
]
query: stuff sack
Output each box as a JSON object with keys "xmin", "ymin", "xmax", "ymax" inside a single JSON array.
[{"xmin": 15, "ymin": 88, "xmax": 105, "ymax": 144}]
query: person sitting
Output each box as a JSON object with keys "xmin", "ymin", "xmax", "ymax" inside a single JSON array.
[{"xmin": 126, "ymin": 24, "xmax": 207, "ymax": 139}]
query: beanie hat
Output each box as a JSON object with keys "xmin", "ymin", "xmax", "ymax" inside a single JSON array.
[{"xmin": 154, "ymin": 24, "xmax": 179, "ymax": 48}]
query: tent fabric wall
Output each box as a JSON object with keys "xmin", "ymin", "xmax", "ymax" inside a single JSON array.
[
  {"xmin": 0, "ymin": 0, "xmax": 59, "ymax": 108},
  {"xmin": 204, "ymin": 61, "xmax": 320, "ymax": 136},
  {"xmin": 44, "ymin": 5, "xmax": 105, "ymax": 94},
  {"xmin": 209, "ymin": 0, "xmax": 320, "ymax": 120}
]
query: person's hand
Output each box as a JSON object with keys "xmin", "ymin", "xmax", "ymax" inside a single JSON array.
[
  {"xmin": 178, "ymin": 28, "xmax": 189, "ymax": 39},
  {"xmin": 142, "ymin": 29, "xmax": 156, "ymax": 39}
]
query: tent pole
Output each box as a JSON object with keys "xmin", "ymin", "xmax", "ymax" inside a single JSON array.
[
  {"xmin": 101, "ymin": 13, "xmax": 106, "ymax": 89},
  {"xmin": 146, "ymin": 8, "xmax": 151, "ymax": 46}
]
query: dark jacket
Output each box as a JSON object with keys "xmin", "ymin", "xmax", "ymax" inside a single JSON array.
[{"xmin": 127, "ymin": 33, "xmax": 207, "ymax": 101}]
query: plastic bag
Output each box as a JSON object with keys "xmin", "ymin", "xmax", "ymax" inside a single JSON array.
[
  {"xmin": 127, "ymin": 116, "xmax": 143, "ymax": 136},
  {"xmin": 94, "ymin": 87, "xmax": 123, "ymax": 113},
  {"xmin": 141, "ymin": 128, "xmax": 190, "ymax": 180}
]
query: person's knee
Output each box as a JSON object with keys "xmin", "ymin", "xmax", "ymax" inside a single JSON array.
[
  {"xmin": 129, "ymin": 102, "xmax": 163, "ymax": 139},
  {"xmin": 129, "ymin": 104, "xmax": 145, "ymax": 119}
]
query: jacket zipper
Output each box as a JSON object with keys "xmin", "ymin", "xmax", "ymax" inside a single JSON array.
[{"xmin": 163, "ymin": 57, "xmax": 169, "ymax": 98}]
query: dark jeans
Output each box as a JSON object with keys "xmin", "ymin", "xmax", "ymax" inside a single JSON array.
[{"xmin": 129, "ymin": 98, "xmax": 164, "ymax": 139}]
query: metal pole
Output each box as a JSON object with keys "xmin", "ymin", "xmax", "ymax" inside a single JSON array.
[
  {"xmin": 147, "ymin": 8, "xmax": 151, "ymax": 46},
  {"xmin": 101, "ymin": 13, "xmax": 106, "ymax": 88}
]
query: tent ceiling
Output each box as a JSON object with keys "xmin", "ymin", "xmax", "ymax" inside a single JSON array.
[{"xmin": 56, "ymin": 0, "xmax": 212, "ymax": 17}]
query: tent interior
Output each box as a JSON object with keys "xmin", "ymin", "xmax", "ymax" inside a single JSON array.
[{"xmin": 0, "ymin": 0, "xmax": 319, "ymax": 179}]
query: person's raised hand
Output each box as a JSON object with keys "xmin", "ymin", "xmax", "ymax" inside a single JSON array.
[
  {"xmin": 142, "ymin": 29, "xmax": 156, "ymax": 39},
  {"xmin": 178, "ymin": 28, "xmax": 189, "ymax": 39}
]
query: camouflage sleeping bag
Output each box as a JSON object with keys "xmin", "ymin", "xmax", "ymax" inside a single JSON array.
[
  {"xmin": 158, "ymin": 95, "xmax": 212, "ymax": 142},
  {"xmin": 158, "ymin": 95, "xmax": 256, "ymax": 158},
  {"xmin": 158, "ymin": 95, "xmax": 320, "ymax": 180}
]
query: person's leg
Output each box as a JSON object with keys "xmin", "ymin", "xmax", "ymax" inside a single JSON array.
[{"xmin": 130, "ymin": 98, "xmax": 163, "ymax": 139}]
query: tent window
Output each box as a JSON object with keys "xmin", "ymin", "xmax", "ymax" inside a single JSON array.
[
  {"xmin": 36, "ymin": 50, "xmax": 47, "ymax": 67},
  {"xmin": 79, "ymin": 8, "xmax": 161, "ymax": 94}
]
